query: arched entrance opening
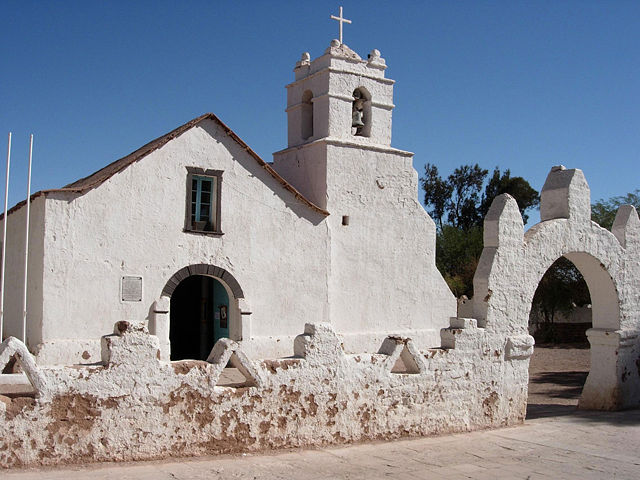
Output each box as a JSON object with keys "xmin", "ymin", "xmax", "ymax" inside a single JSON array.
[
  {"xmin": 527, "ymin": 257, "xmax": 592, "ymax": 416},
  {"xmin": 159, "ymin": 264, "xmax": 245, "ymax": 362},
  {"xmin": 526, "ymin": 251, "xmax": 620, "ymax": 416},
  {"xmin": 530, "ymin": 258, "xmax": 592, "ymax": 344},
  {"xmin": 169, "ymin": 275, "xmax": 231, "ymax": 361}
]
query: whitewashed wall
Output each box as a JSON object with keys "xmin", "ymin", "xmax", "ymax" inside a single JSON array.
[
  {"xmin": 324, "ymin": 144, "xmax": 455, "ymax": 351},
  {"xmin": 0, "ymin": 320, "xmax": 531, "ymax": 468},
  {"xmin": 3, "ymin": 42, "xmax": 458, "ymax": 365},
  {"xmin": 0, "ymin": 196, "xmax": 46, "ymax": 349},
  {"xmin": 34, "ymin": 119, "xmax": 330, "ymax": 364},
  {"xmin": 275, "ymin": 41, "xmax": 456, "ymax": 353},
  {"xmin": 473, "ymin": 166, "xmax": 640, "ymax": 410}
]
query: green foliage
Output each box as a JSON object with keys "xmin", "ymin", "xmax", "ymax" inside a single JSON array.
[
  {"xmin": 480, "ymin": 168, "xmax": 540, "ymax": 224},
  {"xmin": 435, "ymin": 225, "xmax": 483, "ymax": 298},
  {"xmin": 446, "ymin": 164, "xmax": 488, "ymax": 230},
  {"xmin": 421, "ymin": 163, "xmax": 452, "ymax": 230},
  {"xmin": 420, "ymin": 164, "xmax": 539, "ymax": 296},
  {"xmin": 591, "ymin": 189, "xmax": 640, "ymax": 230}
]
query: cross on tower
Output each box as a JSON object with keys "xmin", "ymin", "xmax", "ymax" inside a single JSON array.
[{"xmin": 330, "ymin": 6, "xmax": 352, "ymax": 45}]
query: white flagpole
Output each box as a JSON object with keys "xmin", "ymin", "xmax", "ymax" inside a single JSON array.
[
  {"xmin": 1, "ymin": 132, "xmax": 11, "ymax": 342},
  {"xmin": 22, "ymin": 134, "xmax": 33, "ymax": 343}
]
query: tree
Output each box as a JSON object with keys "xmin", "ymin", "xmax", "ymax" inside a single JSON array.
[
  {"xmin": 421, "ymin": 164, "xmax": 540, "ymax": 296},
  {"xmin": 435, "ymin": 225, "xmax": 483, "ymax": 298},
  {"xmin": 479, "ymin": 168, "xmax": 540, "ymax": 224},
  {"xmin": 446, "ymin": 164, "xmax": 488, "ymax": 229},
  {"xmin": 422, "ymin": 163, "xmax": 488, "ymax": 229},
  {"xmin": 591, "ymin": 189, "xmax": 640, "ymax": 230},
  {"xmin": 421, "ymin": 163, "xmax": 452, "ymax": 230},
  {"xmin": 422, "ymin": 164, "xmax": 539, "ymax": 231}
]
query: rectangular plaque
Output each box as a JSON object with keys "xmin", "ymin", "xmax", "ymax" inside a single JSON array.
[{"xmin": 121, "ymin": 276, "xmax": 143, "ymax": 302}]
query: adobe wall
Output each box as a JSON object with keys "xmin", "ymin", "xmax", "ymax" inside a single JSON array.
[
  {"xmin": 33, "ymin": 118, "xmax": 330, "ymax": 364},
  {"xmin": 473, "ymin": 166, "xmax": 640, "ymax": 410},
  {"xmin": 0, "ymin": 319, "xmax": 529, "ymax": 468},
  {"xmin": 15, "ymin": 112, "xmax": 455, "ymax": 365},
  {"xmin": 2, "ymin": 165, "xmax": 638, "ymax": 468},
  {"xmin": 324, "ymin": 143, "xmax": 455, "ymax": 351}
]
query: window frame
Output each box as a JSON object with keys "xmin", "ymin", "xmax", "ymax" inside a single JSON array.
[{"xmin": 185, "ymin": 167, "xmax": 223, "ymax": 235}]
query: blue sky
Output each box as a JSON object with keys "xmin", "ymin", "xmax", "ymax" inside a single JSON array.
[{"xmin": 2, "ymin": 1, "xmax": 639, "ymax": 219}]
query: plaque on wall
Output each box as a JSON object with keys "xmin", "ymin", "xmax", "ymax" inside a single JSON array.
[{"xmin": 121, "ymin": 276, "xmax": 143, "ymax": 302}]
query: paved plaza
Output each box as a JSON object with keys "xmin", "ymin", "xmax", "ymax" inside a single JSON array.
[{"xmin": 5, "ymin": 407, "xmax": 640, "ymax": 479}]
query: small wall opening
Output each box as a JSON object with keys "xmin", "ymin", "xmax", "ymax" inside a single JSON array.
[
  {"xmin": 301, "ymin": 90, "xmax": 314, "ymax": 140},
  {"xmin": 527, "ymin": 256, "xmax": 593, "ymax": 418},
  {"xmin": 169, "ymin": 275, "xmax": 231, "ymax": 361},
  {"xmin": 351, "ymin": 87, "xmax": 371, "ymax": 137}
]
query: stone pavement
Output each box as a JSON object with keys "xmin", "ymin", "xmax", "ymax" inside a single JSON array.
[{"xmin": 5, "ymin": 407, "xmax": 640, "ymax": 479}]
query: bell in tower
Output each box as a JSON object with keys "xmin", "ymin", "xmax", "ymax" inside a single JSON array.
[
  {"xmin": 352, "ymin": 90, "xmax": 366, "ymax": 130},
  {"xmin": 272, "ymin": 13, "xmax": 404, "ymax": 211}
]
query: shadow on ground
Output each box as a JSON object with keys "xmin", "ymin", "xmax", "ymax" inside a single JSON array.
[
  {"xmin": 527, "ymin": 403, "xmax": 577, "ymax": 419},
  {"xmin": 527, "ymin": 404, "xmax": 640, "ymax": 425},
  {"xmin": 529, "ymin": 371, "xmax": 588, "ymax": 398}
]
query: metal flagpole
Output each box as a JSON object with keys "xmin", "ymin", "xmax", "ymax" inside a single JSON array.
[
  {"xmin": 1, "ymin": 132, "xmax": 11, "ymax": 342},
  {"xmin": 22, "ymin": 134, "xmax": 33, "ymax": 343}
]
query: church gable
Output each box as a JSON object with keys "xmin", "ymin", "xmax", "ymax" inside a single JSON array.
[
  {"xmin": 58, "ymin": 113, "xmax": 328, "ymax": 218},
  {"xmin": 36, "ymin": 114, "xmax": 332, "ymax": 349}
]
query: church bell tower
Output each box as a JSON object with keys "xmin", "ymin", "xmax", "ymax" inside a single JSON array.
[
  {"xmin": 272, "ymin": 13, "xmax": 453, "ymax": 353},
  {"xmin": 283, "ymin": 39, "xmax": 393, "ymax": 148},
  {"xmin": 272, "ymin": 39, "xmax": 409, "ymax": 210}
]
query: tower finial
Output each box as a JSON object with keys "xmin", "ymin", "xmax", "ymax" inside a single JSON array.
[{"xmin": 330, "ymin": 6, "xmax": 352, "ymax": 45}]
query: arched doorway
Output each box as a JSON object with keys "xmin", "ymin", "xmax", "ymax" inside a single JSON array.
[
  {"xmin": 158, "ymin": 264, "xmax": 246, "ymax": 361},
  {"xmin": 522, "ymin": 249, "xmax": 622, "ymax": 412},
  {"xmin": 169, "ymin": 275, "xmax": 230, "ymax": 361},
  {"xmin": 473, "ymin": 167, "xmax": 639, "ymax": 411},
  {"xmin": 527, "ymin": 257, "xmax": 592, "ymax": 417}
]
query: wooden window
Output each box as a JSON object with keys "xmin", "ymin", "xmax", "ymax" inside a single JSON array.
[{"xmin": 185, "ymin": 167, "xmax": 223, "ymax": 234}]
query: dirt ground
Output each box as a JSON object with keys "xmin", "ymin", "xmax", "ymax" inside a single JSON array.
[{"xmin": 527, "ymin": 344, "xmax": 590, "ymax": 418}]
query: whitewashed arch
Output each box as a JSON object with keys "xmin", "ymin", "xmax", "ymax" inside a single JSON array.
[
  {"xmin": 472, "ymin": 166, "xmax": 640, "ymax": 410},
  {"xmin": 149, "ymin": 264, "xmax": 252, "ymax": 361}
]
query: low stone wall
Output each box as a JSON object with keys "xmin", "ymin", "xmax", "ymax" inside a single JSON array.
[{"xmin": 0, "ymin": 320, "xmax": 532, "ymax": 469}]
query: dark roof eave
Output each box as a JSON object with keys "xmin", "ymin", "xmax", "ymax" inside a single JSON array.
[{"xmin": 2, "ymin": 113, "xmax": 329, "ymax": 220}]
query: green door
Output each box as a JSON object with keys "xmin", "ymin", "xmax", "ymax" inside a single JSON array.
[{"xmin": 213, "ymin": 278, "xmax": 230, "ymax": 342}]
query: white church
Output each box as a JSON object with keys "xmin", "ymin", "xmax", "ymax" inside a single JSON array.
[{"xmin": 1, "ymin": 38, "xmax": 455, "ymax": 366}]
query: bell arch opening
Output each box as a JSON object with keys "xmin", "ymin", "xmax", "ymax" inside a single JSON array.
[
  {"xmin": 301, "ymin": 90, "xmax": 314, "ymax": 140},
  {"xmin": 351, "ymin": 87, "xmax": 372, "ymax": 137}
]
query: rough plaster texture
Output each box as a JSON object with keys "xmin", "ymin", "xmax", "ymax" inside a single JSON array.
[
  {"xmin": 274, "ymin": 41, "xmax": 455, "ymax": 352},
  {"xmin": 2, "ymin": 120, "xmax": 330, "ymax": 364},
  {"xmin": 1, "ymin": 41, "xmax": 455, "ymax": 365},
  {"xmin": 0, "ymin": 41, "xmax": 638, "ymax": 470},
  {"xmin": 0, "ymin": 317, "xmax": 529, "ymax": 468},
  {"xmin": 473, "ymin": 165, "xmax": 640, "ymax": 410}
]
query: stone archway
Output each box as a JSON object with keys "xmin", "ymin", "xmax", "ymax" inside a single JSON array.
[
  {"xmin": 522, "ymin": 250, "xmax": 620, "ymax": 334},
  {"xmin": 161, "ymin": 264, "xmax": 244, "ymax": 299},
  {"xmin": 150, "ymin": 264, "xmax": 251, "ymax": 361},
  {"xmin": 472, "ymin": 166, "xmax": 640, "ymax": 410}
]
